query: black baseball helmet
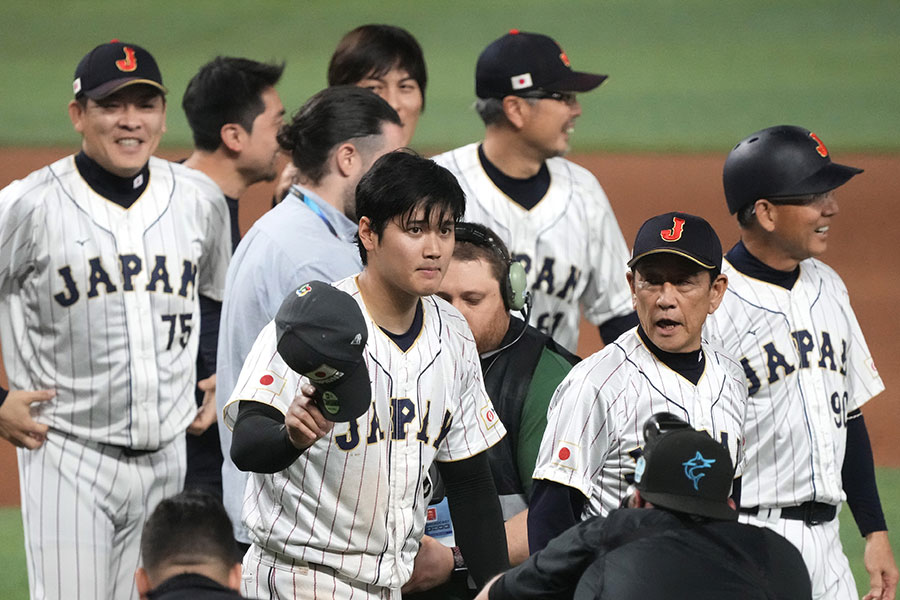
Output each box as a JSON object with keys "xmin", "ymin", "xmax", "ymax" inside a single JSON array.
[{"xmin": 722, "ymin": 125, "xmax": 863, "ymax": 214}]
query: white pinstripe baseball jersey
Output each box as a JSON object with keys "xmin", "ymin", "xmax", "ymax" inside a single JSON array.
[
  {"xmin": 532, "ymin": 327, "xmax": 747, "ymax": 517},
  {"xmin": 0, "ymin": 155, "xmax": 231, "ymax": 449},
  {"xmin": 705, "ymin": 256, "xmax": 884, "ymax": 509},
  {"xmin": 433, "ymin": 143, "xmax": 633, "ymax": 351},
  {"xmin": 223, "ymin": 275, "xmax": 506, "ymax": 589}
]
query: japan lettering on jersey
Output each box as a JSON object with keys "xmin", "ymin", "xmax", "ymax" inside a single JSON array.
[
  {"xmin": 433, "ymin": 144, "xmax": 633, "ymax": 351},
  {"xmin": 223, "ymin": 276, "xmax": 505, "ymax": 588},
  {"xmin": 705, "ymin": 258, "xmax": 884, "ymax": 507},
  {"xmin": 0, "ymin": 156, "xmax": 231, "ymax": 449},
  {"xmin": 533, "ymin": 328, "xmax": 747, "ymax": 517}
]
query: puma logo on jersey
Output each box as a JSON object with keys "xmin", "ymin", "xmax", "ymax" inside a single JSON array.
[
  {"xmin": 739, "ymin": 328, "xmax": 846, "ymax": 396},
  {"xmin": 53, "ymin": 254, "xmax": 198, "ymax": 307}
]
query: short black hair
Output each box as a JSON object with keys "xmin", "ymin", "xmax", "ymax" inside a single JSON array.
[
  {"xmin": 182, "ymin": 56, "xmax": 284, "ymax": 152},
  {"xmin": 277, "ymin": 86, "xmax": 401, "ymax": 185},
  {"xmin": 355, "ymin": 151, "xmax": 465, "ymax": 264},
  {"xmin": 140, "ymin": 490, "xmax": 239, "ymax": 576},
  {"xmin": 328, "ymin": 24, "xmax": 427, "ymax": 110}
]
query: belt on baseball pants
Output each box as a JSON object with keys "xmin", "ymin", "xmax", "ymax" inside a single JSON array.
[{"xmin": 740, "ymin": 501, "xmax": 837, "ymax": 526}]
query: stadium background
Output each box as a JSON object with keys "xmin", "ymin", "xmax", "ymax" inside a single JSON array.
[{"xmin": 0, "ymin": 1, "xmax": 898, "ymax": 597}]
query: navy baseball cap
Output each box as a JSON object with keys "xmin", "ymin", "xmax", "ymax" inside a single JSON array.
[
  {"xmin": 475, "ymin": 30, "xmax": 607, "ymax": 99},
  {"xmin": 73, "ymin": 39, "xmax": 167, "ymax": 100},
  {"xmin": 274, "ymin": 281, "xmax": 371, "ymax": 422},
  {"xmin": 628, "ymin": 212, "xmax": 723, "ymax": 271},
  {"xmin": 634, "ymin": 419, "xmax": 737, "ymax": 521}
]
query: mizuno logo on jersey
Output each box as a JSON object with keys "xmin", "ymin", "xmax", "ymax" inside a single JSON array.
[
  {"xmin": 551, "ymin": 440, "xmax": 579, "ymax": 471},
  {"xmin": 739, "ymin": 328, "xmax": 847, "ymax": 396},
  {"xmin": 53, "ymin": 254, "xmax": 198, "ymax": 307}
]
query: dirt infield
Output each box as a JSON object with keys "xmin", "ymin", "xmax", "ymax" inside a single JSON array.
[{"xmin": 0, "ymin": 147, "xmax": 898, "ymax": 506}]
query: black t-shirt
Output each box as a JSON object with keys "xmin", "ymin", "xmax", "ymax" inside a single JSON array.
[{"xmin": 492, "ymin": 508, "xmax": 812, "ymax": 600}]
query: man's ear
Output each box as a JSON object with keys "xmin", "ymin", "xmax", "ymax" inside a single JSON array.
[
  {"xmin": 220, "ymin": 123, "xmax": 244, "ymax": 153},
  {"xmin": 227, "ymin": 562, "xmax": 242, "ymax": 591},
  {"xmin": 333, "ymin": 141, "xmax": 360, "ymax": 178},
  {"xmin": 68, "ymin": 99, "xmax": 86, "ymax": 133},
  {"xmin": 707, "ymin": 273, "xmax": 728, "ymax": 314},
  {"xmin": 358, "ymin": 216, "xmax": 377, "ymax": 253},
  {"xmin": 753, "ymin": 199, "xmax": 778, "ymax": 233},
  {"xmin": 501, "ymin": 96, "xmax": 530, "ymax": 130},
  {"xmin": 135, "ymin": 567, "xmax": 152, "ymax": 600},
  {"xmin": 626, "ymin": 270, "xmax": 637, "ymax": 310}
]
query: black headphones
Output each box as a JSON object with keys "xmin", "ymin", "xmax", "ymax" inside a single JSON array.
[{"xmin": 454, "ymin": 222, "xmax": 529, "ymax": 311}]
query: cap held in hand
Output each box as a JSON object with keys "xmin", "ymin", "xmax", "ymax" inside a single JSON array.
[{"xmin": 275, "ymin": 281, "xmax": 371, "ymax": 422}]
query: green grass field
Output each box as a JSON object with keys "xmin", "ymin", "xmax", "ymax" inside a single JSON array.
[
  {"xmin": 1, "ymin": 0, "xmax": 899, "ymax": 151},
  {"xmin": 1, "ymin": 467, "xmax": 899, "ymax": 598}
]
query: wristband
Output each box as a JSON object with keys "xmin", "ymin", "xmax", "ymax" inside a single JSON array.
[{"xmin": 451, "ymin": 545, "xmax": 466, "ymax": 571}]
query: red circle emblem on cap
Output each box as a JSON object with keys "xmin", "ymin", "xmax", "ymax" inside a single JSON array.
[
  {"xmin": 509, "ymin": 28, "xmax": 520, "ymax": 34},
  {"xmin": 559, "ymin": 448, "xmax": 571, "ymax": 461},
  {"xmin": 315, "ymin": 371, "xmax": 326, "ymax": 378},
  {"xmin": 260, "ymin": 375, "xmax": 274, "ymax": 386}
]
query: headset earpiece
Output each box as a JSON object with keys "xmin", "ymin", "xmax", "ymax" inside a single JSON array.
[
  {"xmin": 455, "ymin": 222, "xmax": 529, "ymax": 313},
  {"xmin": 507, "ymin": 261, "xmax": 528, "ymax": 311}
]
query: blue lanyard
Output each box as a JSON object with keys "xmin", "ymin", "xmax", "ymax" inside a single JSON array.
[{"xmin": 294, "ymin": 188, "xmax": 339, "ymax": 239}]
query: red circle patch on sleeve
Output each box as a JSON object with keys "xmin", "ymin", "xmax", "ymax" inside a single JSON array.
[
  {"xmin": 558, "ymin": 448, "xmax": 571, "ymax": 461},
  {"xmin": 260, "ymin": 375, "xmax": 274, "ymax": 386}
]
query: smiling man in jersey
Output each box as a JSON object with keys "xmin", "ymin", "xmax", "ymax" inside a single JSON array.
[
  {"xmin": 705, "ymin": 125, "xmax": 898, "ymax": 600},
  {"xmin": 527, "ymin": 212, "xmax": 747, "ymax": 553},
  {"xmin": 433, "ymin": 29, "xmax": 636, "ymax": 353},
  {"xmin": 224, "ymin": 151, "xmax": 509, "ymax": 599},
  {"xmin": 0, "ymin": 40, "xmax": 231, "ymax": 600}
]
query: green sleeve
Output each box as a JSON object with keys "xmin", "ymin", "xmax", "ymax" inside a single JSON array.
[{"xmin": 517, "ymin": 348, "xmax": 575, "ymax": 496}]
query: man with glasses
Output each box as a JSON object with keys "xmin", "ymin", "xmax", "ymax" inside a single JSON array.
[
  {"xmin": 705, "ymin": 125, "xmax": 897, "ymax": 600},
  {"xmin": 433, "ymin": 30, "xmax": 635, "ymax": 353}
]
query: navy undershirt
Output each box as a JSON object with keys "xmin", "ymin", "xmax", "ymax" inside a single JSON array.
[
  {"xmin": 379, "ymin": 300, "xmax": 424, "ymax": 352},
  {"xmin": 636, "ymin": 325, "xmax": 705, "ymax": 385},
  {"xmin": 725, "ymin": 240, "xmax": 799, "ymax": 290},
  {"xmin": 478, "ymin": 144, "xmax": 550, "ymax": 211},
  {"xmin": 74, "ymin": 151, "xmax": 149, "ymax": 208}
]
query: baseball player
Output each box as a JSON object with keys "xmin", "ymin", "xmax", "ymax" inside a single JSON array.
[
  {"xmin": 224, "ymin": 151, "xmax": 510, "ymax": 599},
  {"xmin": 433, "ymin": 30, "xmax": 635, "ymax": 352},
  {"xmin": 180, "ymin": 56, "xmax": 286, "ymax": 499},
  {"xmin": 705, "ymin": 125, "xmax": 898, "ymax": 600},
  {"xmin": 527, "ymin": 212, "xmax": 747, "ymax": 553},
  {"xmin": 0, "ymin": 40, "xmax": 231, "ymax": 600}
]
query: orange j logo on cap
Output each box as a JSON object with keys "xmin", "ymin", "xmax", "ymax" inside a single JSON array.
[
  {"xmin": 660, "ymin": 217, "xmax": 685, "ymax": 242},
  {"xmin": 116, "ymin": 47, "xmax": 138, "ymax": 72}
]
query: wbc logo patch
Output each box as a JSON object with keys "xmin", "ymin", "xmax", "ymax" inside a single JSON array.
[
  {"xmin": 511, "ymin": 73, "xmax": 533, "ymax": 90},
  {"xmin": 660, "ymin": 217, "xmax": 685, "ymax": 242},
  {"xmin": 296, "ymin": 284, "xmax": 312, "ymax": 297},
  {"xmin": 551, "ymin": 440, "xmax": 579, "ymax": 471},
  {"xmin": 480, "ymin": 404, "xmax": 499, "ymax": 430}
]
